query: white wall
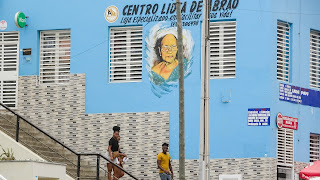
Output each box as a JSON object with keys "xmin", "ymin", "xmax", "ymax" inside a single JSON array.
[
  {"xmin": 0, "ymin": 131, "xmax": 73, "ymax": 180},
  {"xmin": 0, "ymin": 161, "xmax": 65, "ymax": 180}
]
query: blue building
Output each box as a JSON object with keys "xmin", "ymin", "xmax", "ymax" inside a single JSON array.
[{"xmin": 0, "ymin": 0, "xmax": 319, "ymax": 179}]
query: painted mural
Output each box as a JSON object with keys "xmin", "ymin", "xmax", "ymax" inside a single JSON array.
[{"xmin": 146, "ymin": 22, "xmax": 194, "ymax": 97}]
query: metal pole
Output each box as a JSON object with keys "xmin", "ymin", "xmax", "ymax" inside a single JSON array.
[
  {"xmin": 16, "ymin": 116, "xmax": 20, "ymax": 142},
  {"xmin": 199, "ymin": 0, "xmax": 211, "ymax": 179},
  {"xmin": 97, "ymin": 155, "xmax": 100, "ymax": 180},
  {"xmin": 77, "ymin": 154, "xmax": 81, "ymax": 180},
  {"xmin": 176, "ymin": 0, "xmax": 185, "ymax": 180}
]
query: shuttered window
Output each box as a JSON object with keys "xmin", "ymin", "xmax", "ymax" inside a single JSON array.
[
  {"xmin": 277, "ymin": 21, "xmax": 291, "ymax": 82},
  {"xmin": 209, "ymin": 21, "xmax": 236, "ymax": 79},
  {"xmin": 310, "ymin": 134, "xmax": 320, "ymax": 162},
  {"xmin": 277, "ymin": 127, "xmax": 294, "ymax": 166},
  {"xmin": 0, "ymin": 32, "xmax": 19, "ymax": 108},
  {"xmin": 109, "ymin": 26, "xmax": 143, "ymax": 83},
  {"xmin": 40, "ymin": 30, "xmax": 71, "ymax": 84},
  {"xmin": 0, "ymin": 81, "xmax": 17, "ymax": 108},
  {"xmin": 310, "ymin": 30, "xmax": 320, "ymax": 89}
]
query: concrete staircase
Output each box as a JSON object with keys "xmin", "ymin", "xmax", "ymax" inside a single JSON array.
[{"xmin": 0, "ymin": 112, "xmax": 109, "ymax": 180}]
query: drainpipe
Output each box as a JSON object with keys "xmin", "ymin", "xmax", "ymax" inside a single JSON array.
[{"xmin": 199, "ymin": 0, "xmax": 211, "ymax": 179}]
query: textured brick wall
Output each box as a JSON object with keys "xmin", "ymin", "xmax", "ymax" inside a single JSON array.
[
  {"xmin": 294, "ymin": 161, "xmax": 309, "ymax": 179},
  {"xmin": 171, "ymin": 158, "xmax": 277, "ymax": 180},
  {"xmin": 17, "ymin": 74, "xmax": 170, "ymax": 179},
  {"xmin": 16, "ymin": 74, "xmax": 278, "ymax": 180}
]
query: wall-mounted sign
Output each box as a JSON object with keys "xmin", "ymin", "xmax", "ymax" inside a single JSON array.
[
  {"xmin": 276, "ymin": 113, "xmax": 298, "ymax": 130},
  {"xmin": 23, "ymin": 48, "xmax": 31, "ymax": 55},
  {"xmin": 248, "ymin": 108, "xmax": 270, "ymax": 126},
  {"xmin": 0, "ymin": 20, "xmax": 7, "ymax": 30},
  {"xmin": 105, "ymin": 6, "xmax": 119, "ymax": 23},
  {"xmin": 117, "ymin": 0, "xmax": 239, "ymax": 27},
  {"xmin": 279, "ymin": 83, "xmax": 320, "ymax": 108},
  {"xmin": 14, "ymin": 12, "xmax": 27, "ymax": 28}
]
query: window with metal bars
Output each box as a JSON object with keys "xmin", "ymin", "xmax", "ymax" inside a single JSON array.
[
  {"xmin": 310, "ymin": 134, "xmax": 320, "ymax": 162},
  {"xmin": 0, "ymin": 32, "xmax": 19, "ymax": 108},
  {"xmin": 0, "ymin": 80, "xmax": 17, "ymax": 108},
  {"xmin": 209, "ymin": 21, "xmax": 236, "ymax": 79},
  {"xmin": 310, "ymin": 30, "xmax": 320, "ymax": 89},
  {"xmin": 109, "ymin": 26, "xmax": 143, "ymax": 83},
  {"xmin": 277, "ymin": 127, "xmax": 294, "ymax": 167},
  {"xmin": 277, "ymin": 21, "xmax": 291, "ymax": 82},
  {"xmin": 40, "ymin": 30, "xmax": 71, "ymax": 84}
]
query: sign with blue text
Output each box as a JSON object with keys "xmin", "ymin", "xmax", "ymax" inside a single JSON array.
[
  {"xmin": 279, "ymin": 83, "xmax": 320, "ymax": 108},
  {"xmin": 114, "ymin": 0, "xmax": 239, "ymax": 26},
  {"xmin": 248, "ymin": 108, "xmax": 270, "ymax": 126}
]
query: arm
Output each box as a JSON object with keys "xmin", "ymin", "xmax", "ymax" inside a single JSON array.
[
  {"xmin": 157, "ymin": 160, "xmax": 170, "ymax": 174},
  {"xmin": 169, "ymin": 160, "xmax": 173, "ymax": 178},
  {"xmin": 119, "ymin": 152, "xmax": 127, "ymax": 157},
  {"xmin": 108, "ymin": 145, "xmax": 113, "ymax": 161}
]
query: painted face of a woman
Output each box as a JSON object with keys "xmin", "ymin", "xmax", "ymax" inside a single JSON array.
[{"xmin": 159, "ymin": 34, "xmax": 178, "ymax": 63}]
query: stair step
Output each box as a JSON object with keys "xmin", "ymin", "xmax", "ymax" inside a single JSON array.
[{"xmin": 0, "ymin": 113, "xmax": 124, "ymax": 180}]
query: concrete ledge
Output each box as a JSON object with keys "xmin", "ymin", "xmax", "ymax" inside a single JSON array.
[
  {"xmin": 0, "ymin": 131, "xmax": 74, "ymax": 180},
  {"xmin": 0, "ymin": 161, "xmax": 66, "ymax": 180}
]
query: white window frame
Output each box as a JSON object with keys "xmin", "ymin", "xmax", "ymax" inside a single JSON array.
[
  {"xmin": 277, "ymin": 166, "xmax": 294, "ymax": 180},
  {"xmin": 219, "ymin": 174, "xmax": 242, "ymax": 180},
  {"xmin": 310, "ymin": 30, "xmax": 320, "ymax": 89},
  {"xmin": 277, "ymin": 127, "xmax": 294, "ymax": 166},
  {"xmin": 277, "ymin": 21, "xmax": 291, "ymax": 82},
  {"xmin": 39, "ymin": 29, "xmax": 71, "ymax": 84},
  {"xmin": 310, "ymin": 133, "xmax": 320, "ymax": 162},
  {"xmin": 0, "ymin": 31, "xmax": 19, "ymax": 109},
  {"xmin": 109, "ymin": 26, "xmax": 143, "ymax": 83},
  {"xmin": 277, "ymin": 127, "xmax": 294, "ymax": 180},
  {"xmin": 209, "ymin": 21, "xmax": 236, "ymax": 79}
]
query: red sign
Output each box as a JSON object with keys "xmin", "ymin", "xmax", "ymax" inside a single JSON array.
[{"xmin": 277, "ymin": 113, "xmax": 298, "ymax": 130}]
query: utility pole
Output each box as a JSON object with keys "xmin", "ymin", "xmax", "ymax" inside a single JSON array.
[
  {"xmin": 199, "ymin": 0, "xmax": 211, "ymax": 179},
  {"xmin": 176, "ymin": 0, "xmax": 185, "ymax": 180}
]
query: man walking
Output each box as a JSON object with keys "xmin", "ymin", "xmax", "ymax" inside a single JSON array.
[{"xmin": 157, "ymin": 143, "xmax": 173, "ymax": 180}]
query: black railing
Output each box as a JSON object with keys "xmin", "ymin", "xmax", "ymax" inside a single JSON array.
[{"xmin": 0, "ymin": 102, "xmax": 139, "ymax": 180}]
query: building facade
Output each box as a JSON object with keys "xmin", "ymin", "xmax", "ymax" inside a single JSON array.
[{"xmin": 0, "ymin": 0, "xmax": 319, "ymax": 179}]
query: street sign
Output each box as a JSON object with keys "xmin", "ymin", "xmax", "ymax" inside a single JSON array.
[{"xmin": 276, "ymin": 113, "xmax": 298, "ymax": 130}]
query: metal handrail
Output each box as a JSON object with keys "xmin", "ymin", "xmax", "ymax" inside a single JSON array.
[
  {"xmin": 0, "ymin": 102, "xmax": 77, "ymax": 155},
  {"xmin": 0, "ymin": 102, "xmax": 139, "ymax": 180},
  {"xmin": 0, "ymin": 114, "xmax": 78, "ymax": 168},
  {"xmin": 79, "ymin": 153, "xmax": 139, "ymax": 180}
]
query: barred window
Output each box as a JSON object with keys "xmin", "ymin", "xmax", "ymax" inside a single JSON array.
[
  {"xmin": 277, "ymin": 127, "xmax": 294, "ymax": 180},
  {"xmin": 310, "ymin": 30, "xmax": 320, "ymax": 89},
  {"xmin": 209, "ymin": 21, "xmax": 236, "ymax": 79},
  {"xmin": 0, "ymin": 32, "xmax": 19, "ymax": 108},
  {"xmin": 40, "ymin": 30, "xmax": 71, "ymax": 84},
  {"xmin": 109, "ymin": 26, "xmax": 143, "ymax": 83},
  {"xmin": 277, "ymin": 21, "xmax": 291, "ymax": 82},
  {"xmin": 310, "ymin": 134, "xmax": 320, "ymax": 162},
  {"xmin": 277, "ymin": 127, "xmax": 294, "ymax": 166}
]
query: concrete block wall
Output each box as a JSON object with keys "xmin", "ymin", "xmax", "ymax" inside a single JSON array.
[
  {"xmin": 171, "ymin": 158, "xmax": 277, "ymax": 180},
  {"xmin": 17, "ymin": 74, "xmax": 169, "ymax": 179},
  {"xmin": 16, "ymin": 74, "xmax": 279, "ymax": 179}
]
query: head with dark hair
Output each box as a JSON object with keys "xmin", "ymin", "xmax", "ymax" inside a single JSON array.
[
  {"xmin": 113, "ymin": 126, "xmax": 120, "ymax": 132},
  {"xmin": 112, "ymin": 126, "xmax": 120, "ymax": 139},
  {"xmin": 153, "ymin": 34, "xmax": 178, "ymax": 66},
  {"xmin": 162, "ymin": 143, "xmax": 169, "ymax": 147},
  {"xmin": 162, "ymin": 143, "xmax": 169, "ymax": 154}
]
